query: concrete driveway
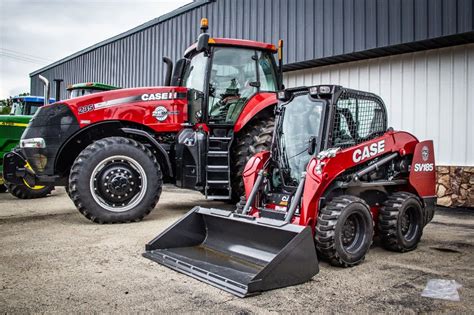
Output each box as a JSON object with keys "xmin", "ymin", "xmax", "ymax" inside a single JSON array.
[{"xmin": 1, "ymin": 186, "xmax": 473, "ymax": 313}]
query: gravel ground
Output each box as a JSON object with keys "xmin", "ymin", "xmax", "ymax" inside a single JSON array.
[{"xmin": 1, "ymin": 185, "xmax": 473, "ymax": 313}]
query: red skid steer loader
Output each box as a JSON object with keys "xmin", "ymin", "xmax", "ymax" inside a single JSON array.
[{"xmin": 144, "ymin": 85, "xmax": 436, "ymax": 296}]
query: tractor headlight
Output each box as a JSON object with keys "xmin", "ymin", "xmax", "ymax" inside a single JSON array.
[
  {"xmin": 20, "ymin": 138, "xmax": 46, "ymax": 149},
  {"xmin": 318, "ymin": 86, "xmax": 331, "ymax": 94},
  {"xmin": 277, "ymin": 90, "xmax": 289, "ymax": 101},
  {"xmin": 309, "ymin": 86, "xmax": 319, "ymax": 95}
]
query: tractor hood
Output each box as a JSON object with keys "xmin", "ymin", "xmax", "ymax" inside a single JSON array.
[
  {"xmin": 48, "ymin": 86, "xmax": 189, "ymax": 131},
  {"xmin": 18, "ymin": 86, "xmax": 188, "ymax": 177}
]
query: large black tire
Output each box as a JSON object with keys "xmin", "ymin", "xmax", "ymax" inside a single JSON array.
[
  {"xmin": 0, "ymin": 184, "xmax": 7, "ymax": 193},
  {"xmin": 69, "ymin": 137, "xmax": 162, "ymax": 224},
  {"xmin": 6, "ymin": 183, "xmax": 54, "ymax": 199},
  {"xmin": 230, "ymin": 112, "xmax": 275, "ymax": 201},
  {"xmin": 315, "ymin": 195, "xmax": 374, "ymax": 267},
  {"xmin": 378, "ymin": 192, "xmax": 423, "ymax": 252}
]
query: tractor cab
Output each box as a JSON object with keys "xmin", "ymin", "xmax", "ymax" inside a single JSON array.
[
  {"xmin": 10, "ymin": 96, "xmax": 55, "ymax": 116},
  {"xmin": 177, "ymin": 37, "xmax": 280, "ymax": 125},
  {"xmin": 67, "ymin": 82, "xmax": 120, "ymax": 99},
  {"xmin": 271, "ymin": 85, "xmax": 388, "ymax": 186},
  {"xmin": 166, "ymin": 20, "xmax": 282, "ymax": 199}
]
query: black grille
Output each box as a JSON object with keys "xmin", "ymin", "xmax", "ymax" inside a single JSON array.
[{"xmin": 332, "ymin": 89, "xmax": 387, "ymax": 148}]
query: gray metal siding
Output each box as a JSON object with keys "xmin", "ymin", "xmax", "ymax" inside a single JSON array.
[{"xmin": 31, "ymin": 0, "xmax": 474, "ymax": 98}]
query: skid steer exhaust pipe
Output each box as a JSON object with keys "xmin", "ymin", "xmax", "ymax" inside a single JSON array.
[{"xmin": 144, "ymin": 206, "xmax": 319, "ymax": 297}]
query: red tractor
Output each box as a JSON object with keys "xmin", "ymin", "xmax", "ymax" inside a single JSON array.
[
  {"xmin": 144, "ymin": 85, "xmax": 436, "ymax": 297},
  {"xmin": 3, "ymin": 20, "xmax": 281, "ymax": 223}
]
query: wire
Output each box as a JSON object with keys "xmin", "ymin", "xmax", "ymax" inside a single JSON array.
[
  {"xmin": 0, "ymin": 53, "xmax": 47, "ymax": 65},
  {"xmin": 0, "ymin": 48, "xmax": 53, "ymax": 62}
]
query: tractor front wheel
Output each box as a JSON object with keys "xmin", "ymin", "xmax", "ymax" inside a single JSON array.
[
  {"xmin": 6, "ymin": 183, "xmax": 54, "ymax": 199},
  {"xmin": 231, "ymin": 112, "xmax": 275, "ymax": 201},
  {"xmin": 315, "ymin": 195, "xmax": 374, "ymax": 267},
  {"xmin": 378, "ymin": 192, "xmax": 423, "ymax": 252},
  {"xmin": 69, "ymin": 137, "xmax": 162, "ymax": 224}
]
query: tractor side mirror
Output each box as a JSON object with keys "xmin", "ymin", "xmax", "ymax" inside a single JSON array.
[
  {"xmin": 196, "ymin": 33, "xmax": 210, "ymax": 53},
  {"xmin": 171, "ymin": 58, "xmax": 189, "ymax": 86},
  {"xmin": 308, "ymin": 136, "xmax": 317, "ymax": 155}
]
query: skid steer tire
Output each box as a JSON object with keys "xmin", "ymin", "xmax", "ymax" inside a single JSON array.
[
  {"xmin": 231, "ymin": 113, "xmax": 275, "ymax": 201},
  {"xmin": 378, "ymin": 192, "xmax": 423, "ymax": 252},
  {"xmin": 6, "ymin": 183, "xmax": 54, "ymax": 199},
  {"xmin": 315, "ymin": 195, "xmax": 374, "ymax": 267},
  {"xmin": 69, "ymin": 137, "xmax": 162, "ymax": 224}
]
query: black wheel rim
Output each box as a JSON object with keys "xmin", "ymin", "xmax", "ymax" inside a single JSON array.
[
  {"xmin": 341, "ymin": 213, "xmax": 366, "ymax": 253},
  {"xmin": 90, "ymin": 155, "xmax": 147, "ymax": 212},
  {"xmin": 401, "ymin": 206, "xmax": 419, "ymax": 241}
]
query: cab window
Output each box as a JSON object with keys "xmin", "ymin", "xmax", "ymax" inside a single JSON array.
[
  {"xmin": 182, "ymin": 52, "xmax": 207, "ymax": 93},
  {"xmin": 208, "ymin": 47, "xmax": 277, "ymax": 123},
  {"xmin": 26, "ymin": 102, "xmax": 42, "ymax": 115}
]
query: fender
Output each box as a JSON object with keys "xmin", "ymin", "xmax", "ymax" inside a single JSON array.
[
  {"xmin": 233, "ymin": 92, "xmax": 277, "ymax": 133},
  {"xmin": 55, "ymin": 120, "xmax": 122, "ymax": 175},
  {"xmin": 54, "ymin": 121, "xmax": 173, "ymax": 178},
  {"xmin": 242, "ymin": 151, "xmax": 270, "ymax": 197},
  {"xmin": 121, "ymin": 128, "xmax": 173, "ymax": 177}
]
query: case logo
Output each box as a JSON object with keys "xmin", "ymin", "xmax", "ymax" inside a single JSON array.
[
  {"xmin": 141, "ymin": 92, "xmax": 177, "ymax": 101},
  {"xmin": 352, "ymin": 140, "xmax": 385, "ymax": 163},
  {"xmin": 152, "ymin": 106, "xmax": 168, "ymax": 121},
  {"xmin": 422, "ymin": 146, "xmax": 429, "ymax": 161}
]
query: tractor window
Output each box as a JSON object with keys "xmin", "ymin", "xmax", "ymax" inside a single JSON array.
[
  {"xmin": 182, "ymin": 52, "xmax": 207, "ymax": 94},
  {"xmin": 208, "ymin": 47, "xmax": 260, "ymax": 123},
  {"xmin": 25, "ymin": 102, "xmax": 42, "ymax": 115},
  {"xmin": 333, "ymin": 91, "xmax": 387, "ymax": 147},
  {"xmin": 11, "ymin": 101, "xmax": 24, "ymax": 115},
  {"xmin": 256, "ymin": 51, "xmax": 278, "ymax": 91}
]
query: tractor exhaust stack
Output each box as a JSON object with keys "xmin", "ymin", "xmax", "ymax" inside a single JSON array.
[
  {"xmin": 54, "ymin": 79, "xmax": 63, "ymax": 101},
  {"xmin": 38, "ymin": 75, "xmax": 50, "ymax": 105},
  {"xmin": 143, "ymin": 207, "xmax": 318, "ymax": 297}
]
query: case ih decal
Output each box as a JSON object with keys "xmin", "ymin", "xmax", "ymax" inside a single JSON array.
[
  {"xmin": 77, "ymin": 92, "xmax": 186, "ymax": 114},
  {"xmin": 141, "ymin": 92, "xmax": 179, "ymax": 101}
]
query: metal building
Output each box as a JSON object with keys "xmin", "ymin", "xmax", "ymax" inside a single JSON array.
[{"xmin": 30, "ymin": 0, "xmax": 474, "ymax": 206}]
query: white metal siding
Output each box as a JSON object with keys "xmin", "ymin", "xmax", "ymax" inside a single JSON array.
[{"xmin": 285, "ymin": 44, "xmax": 474, "ymax": 166}]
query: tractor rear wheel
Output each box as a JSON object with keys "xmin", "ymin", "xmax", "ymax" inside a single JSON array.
[
  {"xmin": 6, "ymin": 183, "xmax": 54, "ymax": 199},
  {"xmin": 378, "ymin": 192, "xmax": 423, "ymax": 252},
  {"xmin": 315, "ymin": 195, "xmax": 374, "ymax": 267},
  {"xmin": 69, "ymin": 137, "xmax": 162, "ymax": 224},
  {"xmin": 231, "ymin": 113, "xmax": 275, "ymax": 201}
]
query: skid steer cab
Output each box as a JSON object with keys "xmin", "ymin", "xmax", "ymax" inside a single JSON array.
[
  {"xmin": 144, "ymin": 85, "xmax": 436, "ymax": 297},
  {"xmin": 3, "ymin": 18, "xmax": 282, "ymax": 223}
]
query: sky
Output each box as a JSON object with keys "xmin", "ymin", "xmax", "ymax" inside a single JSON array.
[{"xmin": 0, "ymin": 0, "xmax": 191, "ymax": 98}]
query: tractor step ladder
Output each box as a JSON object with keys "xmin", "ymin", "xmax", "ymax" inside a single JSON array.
[{"xmin": 205, "ymin": 135, "xmax": 232, "ymax": 200}]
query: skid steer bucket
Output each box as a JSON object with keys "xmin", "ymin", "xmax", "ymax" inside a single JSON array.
[{"xmin": 143, "ymin": 207, "xmax": 319, "ymax": 297}]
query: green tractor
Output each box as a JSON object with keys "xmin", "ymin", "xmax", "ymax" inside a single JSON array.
[
  {"xmin": 0, "ymin": 95, "xmax": 56, "ymax": 197},
  {"xmin": 1, "ymin": 80, "xmax": 120, "ymax": 198}
]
